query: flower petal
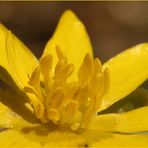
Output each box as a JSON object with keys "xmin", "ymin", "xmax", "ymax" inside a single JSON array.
[
  {"xmin": 117, "ymin": 106, "xmax": 148, "ymax": 132},
  {"xmin": 43, "ymin": 10, "xmax": 93, "ymax": 81},
  {"xmin": 0, "ymin": 86, "xmax": 38, "ymax": 127},
  {"xmin": 0, "ymin": 127, "xmax": 86, "ymax": 147},
  {"xmin": 99, "ymin": 88, "xmax": 148, "ymax": 114},
  {"xmin": 0, "ymin": 130, "xmax": 41, "ymax": 147},
  {"xmin": 43, "ymin": 130, "xmax": 85, "ymax": 147},
  {"xmin": 0, "ymin": 102, "xmax": 20, "ymax": 128},
  {"xmin": 0, "ymin": 100, "xmax": 37, "ymax": 129},
  {"xmin": 0, "ymin": 23, "xmax": 38, "ymax": 90},
  {"xmin": 100, "ymin": 43, "xmax": 148, "ymax": 110},
  {"xmin": 92, "ymin": 134, "xmax": 148, "ymax": 147},
  {"xmin": 83, "ymin": 106, "xmax": 148, "ymax": 133},
  {"xmin": 80, "ymin": 128, "xmax": 114, "ymax": 146}
]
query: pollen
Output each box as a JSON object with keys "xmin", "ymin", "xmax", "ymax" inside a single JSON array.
[{"xmin": 24, "ymin": 46, "xmax": 110, "ymax": 131}]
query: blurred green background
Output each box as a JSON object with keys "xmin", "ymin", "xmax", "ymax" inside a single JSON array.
[{"xmin": 1, "ymin": 2, "xmax": 148, "ymax": 63}]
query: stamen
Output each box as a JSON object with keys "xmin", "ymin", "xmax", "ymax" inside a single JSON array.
[
  {"xmin": 24, "ymin": 67, "xmax": 47, "ymax": 122},
  {"xmin": 48, "ymin": 109, "xmax": 60, "ymax": 124},
  {"xmin": 24, "ymin": 46, "xmax": 110, "ymax": 131},
  {"xmin": 45, "ymin": 88, "xmax": 64, "ymax": 118},
  {"xmin": 103, "ymin": 67, "xmax": 110, "ymax": 94},
  {"xmin": 73, "ymin": 86, "xmax": 89, "ymax": 106},
  {"xmin": 78, "ymin": 53, "xmax": 93, "ymax": 86},
  {"xmin": 48, "ymin": 88, "xmax": 64, "ymax": 108},
  {"xmin": 24, "ymin": 91, "xmax": 45, "ymax": 122},
  {"xmin": 94, "ymin": 58, "xmax": 102, "ymax": 74},
  {"xmin": 61, "ymin": 100, "xmax": 79, "ymax": 124},
  {"xmin": 90, "ymin": 73, "xmax": 104, "ymax": 99},
  {"xmin": 28, "ymin": 67, "xmax": 43, "ymax": 102},
  {"xmin": 54, "ymin": 57, "xmax": 74, "ymax": 85},
  {"xmin": 56, "ymin": 45, "xmax": 65, "ymax": 59},
  {"xmin": 40, "ymin": 54, "xmax": 53, "ymax": 90},
  {"xmin": 70, "ymin": 122, "xmax": 80, "ymax": 131},
  {"xmin": 25, "ymin": 103, "xmax": 34, "ymax": 113}
]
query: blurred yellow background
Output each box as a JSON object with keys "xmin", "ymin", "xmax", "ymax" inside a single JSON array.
[{"xmin": 1, "ymin": 2, "xmax": 148, "ymax": 63}]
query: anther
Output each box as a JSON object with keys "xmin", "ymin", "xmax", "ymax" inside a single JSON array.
[{"xmin": 70, "ymin": 122, "xmax": 80, "ymax": 131}]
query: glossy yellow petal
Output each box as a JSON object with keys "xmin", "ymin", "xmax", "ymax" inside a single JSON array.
[
  {"xmin": 0, "ymin": 130, "xmax": 41, "ymax": 148},
  {"xmin": 0, "ymin": 23, "xmax": 38, "ymax": 90},
  {"xmin": 92, "ymin": 134, "xmax": 148, "ymax": 147},
  {"xmin": 117, "ymin": 106, "xmax": 148, "ymax": 132},
  {"xmin": 0, "ymin": 100, "xmax": 37, "ymax": 130},
  {"xmin": 99, "ymin": 88, "xmax": 148, "ymax": 114},
  {"xmin": 43, "ymin": 130, "xmax": 85, "ymax": 147},
  {"xmin": 82, "ymin": 114, "xmax": 117, "ymax": 132},
  {"xmin": 100, "ymin": 43, "xmax": 148, "ymax": 110},
  {"xmin": 0, "ymin": 102, "xmax": 19, "ymax": 128},
  {"xmin": 80, "ymin": 128, "xmax": 114, "ymax": 146},
  {"xmin": 83, "ymin": 106, "xmax": 148, "ymax": 133},
  {"xmin": 43, "ymin": 10, "xmax": 93, "ymax": 81},
  {"xmin": 0, "ymin": 127, "xmax": 86, "ymax": 147},
  {"xmin": 0, "ymin": 87, "xmax": 38, "ymax": 127}
]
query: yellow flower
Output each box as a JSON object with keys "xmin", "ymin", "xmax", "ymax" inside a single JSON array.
[{"xmin": 0, "ymin": 10, "xmax": 148, "ymax": 147}]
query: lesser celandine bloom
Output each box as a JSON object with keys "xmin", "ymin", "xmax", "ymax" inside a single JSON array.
[{"xmin": 0, "ymin": 10, "xmax": 148, "ymax": 147}]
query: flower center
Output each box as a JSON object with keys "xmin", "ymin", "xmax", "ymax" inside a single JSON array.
[{"xmin": 24, "ymin": 46, "xmax": 109, "ymax": 131}]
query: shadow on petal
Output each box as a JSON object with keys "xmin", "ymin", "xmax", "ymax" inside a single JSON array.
[
  {"xmin": 0, "ymin": 66, "xmax": 38, "ymax": 124},
  {"xmin": 21, "ymin": 122, "xmax": 58, "ymax": 136},
  {"xmin": 99, "ymin": 85, "xmax": 148, "ymax": 115}
]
